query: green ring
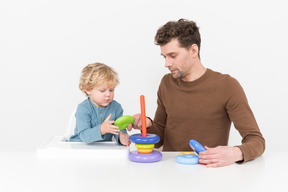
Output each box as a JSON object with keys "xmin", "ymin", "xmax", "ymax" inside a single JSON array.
[{"xmin": 114, "ymin": 115, "xmax": 134, "ymax": 130}]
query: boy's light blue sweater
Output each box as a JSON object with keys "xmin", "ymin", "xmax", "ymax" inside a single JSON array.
[{"xmin": 68, "ymin": 98, "xmax": 126, "ymax": 144}]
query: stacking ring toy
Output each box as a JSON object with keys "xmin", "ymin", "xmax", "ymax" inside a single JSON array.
[
  {"xmin": 137, "ymin": 148, "xmax": 153, "ymax": 153},
  {"xmin": 135, "ymin": 144, "xmax": 154, "ymax": 149},
  {"xmin": 178, "ymin": 152, "xmax": 196, "ymax": 155},
  {"xmin": 129, "ymin": 150, "xmax": 162, "ymax": 163},
  {"xmin": 176, "ymin": 154, "xmax": 199, "ymax": 165},
  {"xmin": 114, "ymin": 115, "xmax": 134, "ymax": 130},
  {"xmin": 189, "ymin": 139, "xmax": 206, "ymax": 154},
  {"xmin": 129, "ymin": 133, "xmax": 160, "ymax": 144},
  {"xmin": 128, "ymin": 95, "xmax": 162, "ymax": 163}
]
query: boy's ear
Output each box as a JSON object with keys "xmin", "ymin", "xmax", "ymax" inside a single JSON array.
[{"xmin": 85, "ymin": 88, "xmax": 91, "ymax": 95}]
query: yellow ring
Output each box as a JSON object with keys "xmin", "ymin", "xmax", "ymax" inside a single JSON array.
[
  {"xmin": 135, "ymin": 143, "xmax": 154, "ymax": 149},
  {"xmin": 178, "ymin": 152, "xmax": 196, "ymax": 155},
  {"xmin": 137, "ymin": 148, "xmax": 153, "ymax": 153}
]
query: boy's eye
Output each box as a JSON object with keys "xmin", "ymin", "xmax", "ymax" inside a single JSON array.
[{"xmin": 110, "ymin": 89, "xmax": 114, "ymax": 92}]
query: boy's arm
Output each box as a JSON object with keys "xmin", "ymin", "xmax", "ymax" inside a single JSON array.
[{"xmin": 76, "ymin": 105, "xmax": 104, "ymax": 143}]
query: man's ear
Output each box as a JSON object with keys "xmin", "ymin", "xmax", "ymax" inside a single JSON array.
[{"xmin": 190, "ymin": 44, "xmax": 199, "ymax": 57}]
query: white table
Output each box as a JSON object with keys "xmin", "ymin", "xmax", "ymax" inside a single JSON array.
[{"xmin": 0, "ymin": 137, "xmax": 286, "ymax": 192}]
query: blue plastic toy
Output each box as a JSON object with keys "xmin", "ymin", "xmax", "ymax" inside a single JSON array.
[
  {"xmin": 189, "ymin": 139, "xmax": 206, "ymax": 155},
  {"xmin": 176, "ymin": 154, "xmax": 199, "ymax": 165},
  {"xmin": 129, "ymin": 133, "xmax": 160, "ymax": 144}
]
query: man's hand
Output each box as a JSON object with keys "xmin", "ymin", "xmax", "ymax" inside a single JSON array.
[
  {"xmin": 198, "ymin": 146, "xmax": 243, "ymax": 168},
  {"xmin": 127, "ymin": 113, "xmax": 152, "ymax": 131}
]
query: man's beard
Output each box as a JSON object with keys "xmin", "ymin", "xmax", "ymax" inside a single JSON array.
[{"xmin": 172, "ymin": 70, "xmax": 184, "ymax": 79}]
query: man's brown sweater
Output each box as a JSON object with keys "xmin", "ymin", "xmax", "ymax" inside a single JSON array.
[{"xmin": 147, "ymin": 69, "xmax": 265, "ymax": 163}]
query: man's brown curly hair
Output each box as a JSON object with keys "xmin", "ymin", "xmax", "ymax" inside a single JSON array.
[{"xmin": 154, "ymin": 19, "xmax": 201, "ymax": 58}]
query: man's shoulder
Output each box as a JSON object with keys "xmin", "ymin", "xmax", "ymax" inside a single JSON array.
[
  {"xmin": 208, "ymin": 69, "xmax": 242, "ymax": 93},
  {"xmin": 208, "ymin": 68, "xmax": 237, "ymax": 83}
]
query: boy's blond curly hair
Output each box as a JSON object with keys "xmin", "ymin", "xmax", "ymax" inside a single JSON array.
[{"xmin": 79, "ymin": 62, "xmax": 119, "ymax": 96}]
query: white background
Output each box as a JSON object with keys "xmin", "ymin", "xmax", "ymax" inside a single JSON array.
[{"xmin": 0, "ymin": 0, "xmax": 287, "ymax": 152}]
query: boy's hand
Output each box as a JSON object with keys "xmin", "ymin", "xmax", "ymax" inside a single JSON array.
[
  {"xmin": 100, "ymin": 113, "xmax": 120, "ymax": 135},
  {"xmin": 119, "ymin": 131, "xmax": 131, "ymax": 146}
]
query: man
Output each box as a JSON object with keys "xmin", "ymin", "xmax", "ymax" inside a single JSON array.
[{"xmin": 127, "ymin": 19, "xmax": 265, "ymax": 168}]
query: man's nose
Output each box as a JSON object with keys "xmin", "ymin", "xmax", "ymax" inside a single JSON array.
[{"xmin": 165, "ymin": 58, "xmax": 172, "ymax": 68}]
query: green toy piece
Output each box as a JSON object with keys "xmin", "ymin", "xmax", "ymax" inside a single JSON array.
[{"xmin": 114, "ymin": 115, "xmax": 134, "ymax": 130}]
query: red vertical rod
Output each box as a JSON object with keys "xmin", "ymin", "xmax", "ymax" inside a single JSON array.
[{"xmin": 140, "ymin": 95, "xmax": 147, "ymax": 137}]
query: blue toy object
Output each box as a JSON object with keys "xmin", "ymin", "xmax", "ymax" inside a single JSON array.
[
  {"xmin": 129, "ymin": 133, "xmax": 160, "ymax": 144},
  {"xmin": 176, "ymin": 154, "xmax": 199, "ymax": 165},
  {"xmin": 189, "ymin": 139, "xmax": 206, "ymax": 155}
]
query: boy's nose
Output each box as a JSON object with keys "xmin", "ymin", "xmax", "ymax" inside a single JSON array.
[{"xmin": 105, "ymin": 91, "xmax": 111, "ymax": 96}]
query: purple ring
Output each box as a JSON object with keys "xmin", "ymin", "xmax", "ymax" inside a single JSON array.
[{"xmin": 129, "ymin": 150, "xmax": 162, "ymax": 163}]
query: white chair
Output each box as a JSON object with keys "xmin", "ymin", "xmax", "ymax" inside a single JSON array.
[
  {"xmin": 62, "ymin": 107, "xmax": 77, "ymax": 141},
  {"xmin": 62, "ymin": 107, "xmax": 116, "ymax": 142}
]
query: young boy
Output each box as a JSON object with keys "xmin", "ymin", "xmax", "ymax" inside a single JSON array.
[{"xmin": 68, "ymin": 62, "xmax": 130, "ymax": 146}]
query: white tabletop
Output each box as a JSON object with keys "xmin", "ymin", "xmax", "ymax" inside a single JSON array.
[{"xmin": 0, "ymin": 138, "xmax": 286, "ymax": 192}]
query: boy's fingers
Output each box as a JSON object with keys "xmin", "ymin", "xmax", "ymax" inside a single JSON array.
[
  {"xmin": 105, "ymin": 113, "xmax": 112, "ymax": 121},
  {"xmin": 109, "ymin": 120, "xmax": 115, "ymax": 124},
  {"xmin": 112, "ymin": 127, "xmax": 120, "ymax": 131},
  {"xmin": 112, "ymin": 129, "xmax": 120, "ymax": 134},
  {"xmin": 112, "ymin": 125, "xmax": 119, "ymax": 129}
]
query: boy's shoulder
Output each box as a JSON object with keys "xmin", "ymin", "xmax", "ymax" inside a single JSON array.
[
  {"xmin": 79, "ymin": 98, "xmax": 90, "ymax": 106},
  {"xmin": 77, "ymin": 99, "xmax": 122, "ymax": 110},
  {"xmin": 76, "ymin": 98, "xmax": 92, "ymax": 112}
]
